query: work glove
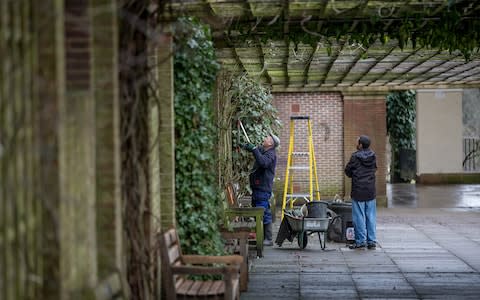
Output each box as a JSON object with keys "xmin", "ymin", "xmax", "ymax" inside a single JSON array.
[{"xmin": 241, "ymin": 143, "xmax": 256, "ymax": 152}]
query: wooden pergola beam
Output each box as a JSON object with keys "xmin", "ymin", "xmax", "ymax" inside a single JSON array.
[
  {"xmin": 271, "ymin": 82, "xmax": 480, "ymax": 93},
  {"xmin": 433, "ymin": 61, "xmax": 480, "ymax": 84},
  {"xmin": 283, "ymin": 0, "xmax": 289, "ymax": 88},
  {"xmin": 352, "ymin": 41, "xmax": 398, "ymax": 86},
  {"xmin": 317, "ymin": 40, "xmax": 346, "ymax": 87},
  {"xmin": 334, "ymin": 41, "xmax": 371, "ymax": 87},
  {"xmin": 380, "ymin": 49, "xmax": 442, "ymax": 86},
  {"xmin": 398, "ymin": 52, "xmax": 460, "ymax": 85},
  {"xmin": 411, "ymin": 57, "xmax": 464, "ymax": 86},
  {"xmin": 447, "ymin": 66, "xmax": 480, "ymax": 83},
  {"xmin": 256, "ymin": 37, "xmax": 272, "ymax": 85},
  {"xmin": 302, "ymin": 43, "xmax": 319, "ymax": 87}
]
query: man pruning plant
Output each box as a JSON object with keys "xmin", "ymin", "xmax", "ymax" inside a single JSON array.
[{"xmin": 242, "ymin": 133, "xmax": 280, "ymax": 246}]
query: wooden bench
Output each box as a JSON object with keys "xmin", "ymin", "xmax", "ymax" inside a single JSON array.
[
  {"xmin": 223, "ymin": 184, "xmax": 264, "ymax": 257},
  {"xmin": 220, "ymin": 229, "xmax": 249, "ymax": 292},
  {"xmin": 236, "ymin": 190, "xmax": 277, "ymax": 224},
  {"xmin": 159, "ymin": 228, "xmax": 242, "ymax": 300}
]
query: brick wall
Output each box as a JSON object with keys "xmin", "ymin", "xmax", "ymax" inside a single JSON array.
[
  {"xmin": 273, "ymin": 92, "xmax": 344, "ymax": 199},
  {"xmin": 343, "ymin": 94, "xmax": 387, "ymax": 206}
]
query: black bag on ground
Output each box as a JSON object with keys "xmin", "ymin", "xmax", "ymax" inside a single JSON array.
[{"xmin": 327, "ymin": 215, "xmax": 345, "ymax": 242}]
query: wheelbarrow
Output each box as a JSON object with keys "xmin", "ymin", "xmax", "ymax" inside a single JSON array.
[{"xmin": 284, "ymin": 214, "xmax": 330, "ymax": 249}]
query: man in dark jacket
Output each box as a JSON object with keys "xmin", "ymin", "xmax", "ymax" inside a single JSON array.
[
  {"xmin": 242, "ymin": 133, "xmax": 279, "ymax": 246},
  {"xmin": 345, "ymin": 135, "xmax": 377, "ymax": 249}
]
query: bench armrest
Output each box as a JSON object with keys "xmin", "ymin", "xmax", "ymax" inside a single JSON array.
[
  {"xmin": 171, "ymin": 265, "xmax": 240, "ymax": 276},
  {"xmin": 183, "ymin": 254, "xmax": 243, "ymax": 265},
  {"xmin": 220, "ymin": 230, "xmax": 250, "ymax": 240},
  {"xmin": 225, "ymin": 207, "xmax": 264, "ymax": 218}
]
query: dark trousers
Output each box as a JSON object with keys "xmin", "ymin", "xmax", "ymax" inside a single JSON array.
[{"xmin": 251, "ymin": 190, "xmax": 272, "ymax": 224}]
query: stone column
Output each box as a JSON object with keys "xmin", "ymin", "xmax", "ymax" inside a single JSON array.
[
  {"xmin": 343, "ymin": 92, "xmax": 387, "ymax": 207},
  {"xmin": 156, "ymin": 30, "xmax": 176, "ymax": 229}
]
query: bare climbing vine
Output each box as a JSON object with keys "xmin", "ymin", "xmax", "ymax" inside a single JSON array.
[{"xmin": 118, "ymin": 0, "xmax": 168, "ymax": 298}]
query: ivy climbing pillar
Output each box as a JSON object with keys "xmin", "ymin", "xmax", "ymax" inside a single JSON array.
[
  {"xmin": 343, "ymin": 92, "xmax": 387, "ymax": 207},
  {"xmin": 156, "ymin": 28, "xmax": 176, "ymax": 229}
]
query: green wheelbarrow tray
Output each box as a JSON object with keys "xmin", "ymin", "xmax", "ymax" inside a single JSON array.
[{"xmin": 284, "ymin": 215, "xmax": 331, "ymax": 250}]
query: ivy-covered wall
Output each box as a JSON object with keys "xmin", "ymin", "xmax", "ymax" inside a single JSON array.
[
  {"xmin": 173, "ymin": 18, "xmax": 223, "ymax": 255},
  {"xmin": 386, "ymin": 90, "xmax": 416, "ymax": 182}
]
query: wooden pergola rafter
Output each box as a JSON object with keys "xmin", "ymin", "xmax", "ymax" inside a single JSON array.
[{"xmin": 165, "ymin": 0, "xmax": 480, "ymax": 92}]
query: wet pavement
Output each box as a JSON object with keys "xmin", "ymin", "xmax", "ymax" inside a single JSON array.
[
  {"xmin": 388, "ymin": 183, "xmax": 480, "ymax": 209},
  {"xmin": 241, "ymin": 184, "xmax": 480, "ymax": 300}
]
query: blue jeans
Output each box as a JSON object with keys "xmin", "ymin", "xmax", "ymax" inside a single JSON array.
[
  {"xmin": 352, "ymin": 199, "xmax": 376, "ymax": 246},
  {"xmin": 251, "ymin": 190, "xmax": 272, "ymax": 224}
]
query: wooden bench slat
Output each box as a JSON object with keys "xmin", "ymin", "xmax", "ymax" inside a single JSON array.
[
  {"xmin": 207, "ymin": 281, "xmax": 224, "ymax": 296},
  {"xmin": 168, "ymin": 244, "xmax": 181, "ymax": 264},
  {"xmin": 175, "ymin": 277, "xmax": 185, "ymax": 290},
  {"xmin": 230, "ymin": 221, "xmax": 256, "ymax": 228},
  {"xmin": 165, "ymin": 229, "xmax": 177, "ymax": 246},
  {"xmin": 185, "ymin": 281, "xmax": 203, "ymax": 296},
  {"xmin": 198, "ymin": 280, "xmax": 214, "ymax": 295},
  {"xmin": 177, "ymin": 280, "xmax": 194, "ymax": 295}
]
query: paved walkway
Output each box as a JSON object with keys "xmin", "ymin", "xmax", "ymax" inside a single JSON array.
[{"xmin": 241, "ymin": 185, "xmax": 480, "ymax": 299}]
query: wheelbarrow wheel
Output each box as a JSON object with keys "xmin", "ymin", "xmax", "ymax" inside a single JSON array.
[{"xmin": 298, "ymin": 231, "xmax": 308, "ymax": 249}]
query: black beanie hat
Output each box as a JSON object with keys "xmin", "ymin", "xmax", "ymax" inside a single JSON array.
[{"xmin": 359, "ymin": 135, "xmax": 371, "ymax": 149}]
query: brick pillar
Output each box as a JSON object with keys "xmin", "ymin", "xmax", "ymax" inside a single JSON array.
[
  {"xmin": 33, "ymin": 0, "xmax": 62, "ymax": 298},
  {"xmin": 91, "ymin": 0, "xmax": 123, "ymax": 280},
  {"xmin": 157, "ymin": 31, "xmax": 176, "ymax": 229},
  {"xmin": 58, "ymin": 0, "xmax": 97, "ymax": 297},
  {"xmin": 343, "ymin": 93, "xmax": 387, "ymax": 207}
]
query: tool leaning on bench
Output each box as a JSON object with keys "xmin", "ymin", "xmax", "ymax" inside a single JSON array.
[{"xmin": 223, "ymin": 183, "xmax": 265, "ymax": 257}]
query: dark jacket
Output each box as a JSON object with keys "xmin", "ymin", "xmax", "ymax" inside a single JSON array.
[
  {"xmin": 249, "ymin": 146, "xmax": 277, "ymax": 193},
  {"xmin": 345, "ymin": 149, "xmax": 377, "ymax": 201}
]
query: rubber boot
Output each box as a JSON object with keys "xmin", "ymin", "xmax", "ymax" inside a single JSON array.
[{"xmin": 263, "ymin": 223, "xmax": 273, "ymax": 246}]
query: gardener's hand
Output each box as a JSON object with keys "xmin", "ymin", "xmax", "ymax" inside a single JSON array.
[{"xmin": 242, "ymin": 143, "xmax": 256, "ymax": 152}]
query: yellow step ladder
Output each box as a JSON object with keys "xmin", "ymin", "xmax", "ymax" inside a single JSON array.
[{"xmin": 281, "ymin": 116, "xmax": 321, "ymax": 220}]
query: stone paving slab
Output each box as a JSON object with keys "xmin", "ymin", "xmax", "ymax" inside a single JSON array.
[
  {"xmin": 241, "ymin": 208, "xmax": 480, "ymax": 300},
  {"xmin": 405, "ymin": 273, "xmax": 480, "ymax": 298}
]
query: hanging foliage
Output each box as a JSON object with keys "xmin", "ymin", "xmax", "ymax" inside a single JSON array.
[
  {"xmin": 387, "ymin": 90, "xmax": 416, "ymax": 150},
  {"xmin": 386, "ymin": 90, "xmax": 416, "ymax": 181},
  {"xmin": 228, "ymin": 73, "xmax": 282, "ymax": 196},
  {"xmin": 228, "ymin": 4, "xmax": 480, "ymax": 61},
  {"xmin": 173, "ymin": 17, "xmax": 224, "ymax": 255}
]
